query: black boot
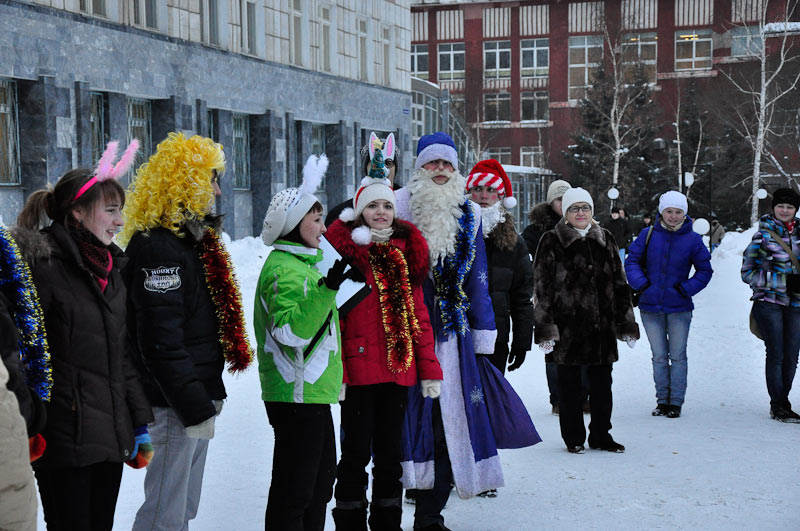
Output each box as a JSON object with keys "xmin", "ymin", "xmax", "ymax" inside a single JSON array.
[
  {"xmin": 333, "ymin": 500, "xmax": 368, "ymax": 531},
  {"xmin": 368, "ymin": 498, "xmax": 402, "ymax": 531}
]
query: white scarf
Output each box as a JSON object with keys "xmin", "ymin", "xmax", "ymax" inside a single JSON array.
[
  {"xmin": 370, "ymin": 227, "xmax": 394, "ymax": 242},
  {"xmin": 479, "ymin": 202, "xmax": 506, "ymax": 237},
  {"xmin": 407, "ymin": 168, "xmax": 468, "ymax": 264}
]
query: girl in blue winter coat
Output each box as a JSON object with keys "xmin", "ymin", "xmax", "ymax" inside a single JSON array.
[{"xmin": 625, "ymin": 191, "xmax": 713, "ymax": 418}]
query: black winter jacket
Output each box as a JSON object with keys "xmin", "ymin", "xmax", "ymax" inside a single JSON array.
[
  {"xmin": 522, "ymin": 202, "xmax": 562, "ymax": 260},
  {"xmin": 605, "ymin": 217, "xmax": 632, "ymax": 250},
  {"xmin": 123, "ymin": 224, "xmax": 226, "ymax": 428},
  {"xmin": 21, "ymin": 223, "xmax": 152, "ymax": 467},
  {"xmin": 484, "ymin": 216, "xmax": 534, "ymax": 363}
]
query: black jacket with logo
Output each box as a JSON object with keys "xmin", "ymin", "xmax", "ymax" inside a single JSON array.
[{"xmin": 123, "ymin": 226, "xmax": 226, "ymax": 428}]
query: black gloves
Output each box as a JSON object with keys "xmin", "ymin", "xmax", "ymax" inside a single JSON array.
[
  {"xmin": 323, "ymin": 259, "xmax": 352, "ymax": 291},
  {"xmin": 507, "ymin": 349, "xmax": 527, "ymax": 371}
]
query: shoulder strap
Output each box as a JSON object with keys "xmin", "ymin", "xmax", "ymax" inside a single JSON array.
[{"xmin": 764, "ymin": 229, "xmax": 800, "ymax": 273}]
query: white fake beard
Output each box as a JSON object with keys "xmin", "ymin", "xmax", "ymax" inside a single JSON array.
[
  {"xmin": 480, "ymin": 202, "xmax": 506, "ymax": 237},
  {"xmin": 408, "ymin": 168, "xmax": 467, "ymax": 264}
]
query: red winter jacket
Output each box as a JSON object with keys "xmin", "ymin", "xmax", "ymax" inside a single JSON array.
[{"xmin": 326, "ymin": 219, "xmax": 442, "ymax": 386}]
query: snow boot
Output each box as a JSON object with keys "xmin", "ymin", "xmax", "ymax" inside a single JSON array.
[
  {"xmin": 368, "ymin": 498, "xmax": 402, "ymax": 531},
  {"xmin": 333, "ymin": 500, "xmax": 368, "ymax": 531},
  {"xmin": 667, "ymin": 405, "xmax": 682, "ymax": 418},
  {"xmin": 588, "ymin": 438, "xmax": 625, "ymax": 453},
  {"xmin": 652, "ymin": 404, "xmax": 668, "ymax": 416},
  {"xmin": 771, "ymin": 406, "xmax": 800, "ymax": 423}
]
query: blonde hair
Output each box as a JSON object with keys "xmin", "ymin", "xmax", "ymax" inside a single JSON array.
[{"xmin": 118, "ymin": 132, "xmax": 225, "ymax": 246}]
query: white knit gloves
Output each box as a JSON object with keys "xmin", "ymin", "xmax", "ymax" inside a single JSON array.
[{"xmin": 421, "ymin": 380, "xmax": 442, "ymax": 399}]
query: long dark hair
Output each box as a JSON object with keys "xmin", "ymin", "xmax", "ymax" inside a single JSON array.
[{"xmin": 17, "ymin": 169, "xmax": 126, "ymax": 230}]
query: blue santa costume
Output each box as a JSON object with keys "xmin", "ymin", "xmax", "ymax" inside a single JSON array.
[{"xmin": 396, "ymin": 133, "xmax": 503, "ymax": 528}]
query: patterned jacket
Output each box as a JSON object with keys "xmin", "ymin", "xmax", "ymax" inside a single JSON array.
[{"xmin": 742, "ymin": 215, "xmax": 800, "ymax": 307}]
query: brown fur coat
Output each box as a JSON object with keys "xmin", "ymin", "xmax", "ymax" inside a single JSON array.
[{"xmin": 533, "ymin": 221, "xmax": 639, "ymax": 365}]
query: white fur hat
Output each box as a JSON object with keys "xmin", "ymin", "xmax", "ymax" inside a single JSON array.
[
  {"xmin": 261, "ymin": 155, "xmax": 328, "ymax": 246},
  {"xmin": 658, "ymin": 190, "xmax": 688, "ymax": 214},
  {"xmin": 561, "ymin": 187, "xmax": 594, "ymax": 216},
  {"xmin": 354, "ymin": 177, "xmax": 395, "ymax": 219}
]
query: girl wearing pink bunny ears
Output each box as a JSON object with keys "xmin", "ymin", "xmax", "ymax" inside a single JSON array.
[{"xmin": 15, "ymin": 140, "xmax": 154, "ymax": 531}]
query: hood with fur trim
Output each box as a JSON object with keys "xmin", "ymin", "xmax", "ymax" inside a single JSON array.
[
  {"xmin": 325, "ymin": 219, "xmax": 430, "ymax": 286},
  {"xmin": 9, "ymin": 226, "xmax": 53, "ymax": 264},
  {"xmin": 528, "ymin": 202, "xmax": 561, "ymax": 231},
  {"xmin": 486, "ymin": 214, "xmax": 518, "ymax": 253}
]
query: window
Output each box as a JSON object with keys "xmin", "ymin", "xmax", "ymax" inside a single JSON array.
[
  {"xmin": 310, "ymin": 123, "xmax": 326, "ymax": 190},
  {"xmin": 622, "ymin": 33, "xmax": 657, "ymax": 83},
  {"xmin": 232, "ymin": 113, "xmax": 250, "ymax": 189},
  {"xmin": 731, "ymin": 26, "xmax": 762, "ymax": 57},
  {"xmin": 568, "ymin": 35, "xmax": 603, "ymax": 101},
  {"xmin": 319, "ymin": 4, "xmax": 332, "ymax": 72},
  {"xmin": 243, "ymin": 1, "xmax": 256, "ymax": 53},
  {"xmin": 521, "ymin": 91, "xmax": 548, "ymax": 121},
  {"xmin": 126, "ymin": 98, "xmax": 152, "ymax": 186},
  {"xmin": 201, "ymin": 0, "xmax": 220, "ymax": 46},
  {"xmin": 438, "ymin": 43, "xmax": 465, "ymax": 80},
  {"xmin": 484, "ymin": 41, "xmax": 511, "ymax": 79},
  {"xmin": 0, "ymin": 79, "xmax": 20, "ymax": 185},
  {"xmin": 521, "ymin": 146, "xmax": 545, "ymax": 168},
  {"xmin": 483, "ymin": 93, "xmax": 511, "ymax": 122},
  {"xmin": 411, "ymin": 91, "xmax": 439, "ymax": 147},
  {"xmin": 89, "ymin": 92, "xmax": 106, "ymax": 165},
  {"xmin": 207, "ymin": 109, "xmax": 216, "ymax": 141},
  {"xmin": 411, "ymin": 44, "xmax": 429, "ymax": 79},
  {"xmin": 675, "ymin": 29, "xmax": 713, "ymax": 71},
  {"xmin": 485, "ymin": 147, "xmax": 511, "ymax": 165},
  {"xmin": 521, "ymin": 38, "xmax": 549, "ymax": 78},
  {"xmin": 380, "ymin": 27, "xmax": 392, "ymax": 86},
  {"xmin": 358, "ymin": 19, "xmax": 369, "ymax": 81},
  {"xmin": 80, "ymin": 0, "xmax": 106, "ymax": 17},
  {"xmin": 291, "ymin": 0, "xmax": 305, "ymax": 67},
  {"xmin": 132, "ymin": 0, "xmax": 157, "ymax": 29}
]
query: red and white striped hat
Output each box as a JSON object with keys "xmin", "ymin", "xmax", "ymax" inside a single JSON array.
[{"xmin": 466, "ymin": 159, "xmax": 517, "ymax": 209}]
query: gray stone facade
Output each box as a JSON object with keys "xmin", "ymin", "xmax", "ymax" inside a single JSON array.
[{"xmin": 0, "ymin": 0, "xmax": 412, "ymax": 238}]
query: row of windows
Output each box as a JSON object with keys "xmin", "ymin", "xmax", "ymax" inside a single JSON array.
[
  {"xmin": 412, "ymin": 27, "xmax": 763, "ymax": 100},
  {"xmin": 484, "ymin": 146, "xmax": 545, "ymax": 168},
  {"xmin": 482, "ymin": 91, "xmax": 549, "ymax": 122}
]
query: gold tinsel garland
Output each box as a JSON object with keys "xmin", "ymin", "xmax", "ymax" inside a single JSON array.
[{"xmin": 368, "ymin": 242, "xmax": 421, "ymax": 373}]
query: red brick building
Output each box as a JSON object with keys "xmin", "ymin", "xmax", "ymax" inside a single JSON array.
[{"xmin": 410, "ymin": 0, "xmax": 800, "ymax": 181}]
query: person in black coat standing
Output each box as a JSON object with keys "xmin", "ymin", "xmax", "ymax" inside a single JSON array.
[
  {"xmin": 522, "ymin": 179, "xmax": 575, "ymax": 415},
  {"xmin": 605, "ymin": 207, "xmax": 633, "ymax": 265},
  {"xmin": 467, "ymin": 160, "xmax": 534, "ymax": 375},
  {"xmin": 15, "ymin": 149, "xmax": 154, "ymax": 531},
  {"xmin": 119, "ymin": 133, "xmax": 253, "ymax": 531}
]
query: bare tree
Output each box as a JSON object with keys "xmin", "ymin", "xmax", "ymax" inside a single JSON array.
[{"xmin": 720, "ymin": 0, "xmax": 800, "ymax": 224}]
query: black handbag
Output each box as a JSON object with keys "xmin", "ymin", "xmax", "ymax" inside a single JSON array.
[{"xmin": 631, "ymin": 226, "xmax": 654, "ymax": 308}]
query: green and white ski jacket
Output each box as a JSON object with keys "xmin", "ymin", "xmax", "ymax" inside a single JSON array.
[{"xmin": 253, "ymin": 240, "xmax": 342, "ymax": 404}]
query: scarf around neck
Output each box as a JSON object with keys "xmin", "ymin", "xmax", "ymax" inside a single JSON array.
[{"xmin": 66, "ymin": 216, "xmax": 112, "ymax": 292}]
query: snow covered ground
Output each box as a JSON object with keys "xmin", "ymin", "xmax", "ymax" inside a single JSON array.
[{"xmin": 37, "ymin": 228, "xmax": 800, "ymax": 530}]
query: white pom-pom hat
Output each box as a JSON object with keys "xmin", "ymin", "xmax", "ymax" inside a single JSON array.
[
  {"xmin": 466, "ymin": 159, "xmax": 517, "ymax": 209},
  {"xmin": 353, "ymin": 176, "xmax": 396, "ymax": 219}
]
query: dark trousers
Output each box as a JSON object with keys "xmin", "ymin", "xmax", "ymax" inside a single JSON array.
[
  {"xmin": 35, "ymin": 461, "xmax": 123, "ymax": 531},
  {"xmin": 336, "ymin": 383, "xmax": 408, "ymax": 505},
  {"xmin": 557, "ymin": 364, "xmax": 613, "ymax": 447},
  {"xmin": 751, "ymin": 301, "xmax": 800, "ymax": 409},
  {"xmin": 411, "ymin": 399, "xmax": 453, "ymax": 530},
  {"xmin": 264, "ymin": 402, "xmax": 336, "ymax": 531},
  {"xmin": 547, "ymin": 363, "xmax": 591, "ymax": 406}
]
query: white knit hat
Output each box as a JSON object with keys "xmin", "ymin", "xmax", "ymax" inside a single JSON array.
[
  {"xmin": 561, "ymin": 187, "xmax": 594, "ymax": 216},
  {"xmin": 261, "ymin": 155, "xmax": 328, "ymax": 246},
  {"xmin": 547, "ymin": 180, "xmax": 572, "ymax": 204},
  {"xmin": 658, "ymin": 191, "xmax": 688, "ymax": 214}
]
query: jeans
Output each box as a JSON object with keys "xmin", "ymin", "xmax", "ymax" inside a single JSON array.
[
  {"xmin": 36, "ymin": 462, "xmax": 122, "ymax": 531},
  {"xmin": 336, "ymin": 383, "xmax": 408, "ymax": 507},
  {"xmin": 412, "ymin": 399, "xmax": 453, "ymax": 530},
  {"xmin": 618, "ymin": 248, "xmax": 626, "ymax": 266},
  {"xmin": 557, "ymin": 364, "xmax": 613, "ymax": 447},
  {"xmin": 641, "ymin": 311, "xmax": 693, "ymax": 406},
  {"xmin": 132, "ymin": 407, "xmax": 210, "ymax": 531},
  {"xmin": 264, "ymin": 402, "xmax": 336, "ymax": 531},
  {"xmin": 751, "ymin": 301, "xmax": 800, "ymax": 409}
]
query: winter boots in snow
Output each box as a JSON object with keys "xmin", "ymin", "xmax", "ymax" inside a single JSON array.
[
  {"xmin": 653, "ymin": 404, "xmax": 681, "ymax": 418},
  {"xmin": 770, "ymin": 406, "xmax": 800, "ymax": 423},
  {"xmin": 334, "ymin": 498, "xmax": 403, "ymax": 531},
  {"xmin": 333, "ymin": 500, "xmax": 367, "ymax": 531}
]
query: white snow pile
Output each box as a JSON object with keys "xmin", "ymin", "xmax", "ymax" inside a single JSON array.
[{"xmin": 36, "ymin": 227, "xmax": 800, "ymax": 530}]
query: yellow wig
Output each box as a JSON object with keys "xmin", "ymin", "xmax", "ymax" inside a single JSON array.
[{"xmin": 118, "ymin": 132, "xmax": 225, "ymax": 246}]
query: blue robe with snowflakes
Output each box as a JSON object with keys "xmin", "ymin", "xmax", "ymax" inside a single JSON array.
[{"xmin": 395, "ymin": 187, "xmax": 503, "ymax": 499}]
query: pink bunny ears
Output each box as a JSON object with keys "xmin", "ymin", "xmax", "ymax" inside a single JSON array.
[{"xmin": 73, "ymin": 139, "xmax": 140, "ymax": 201}]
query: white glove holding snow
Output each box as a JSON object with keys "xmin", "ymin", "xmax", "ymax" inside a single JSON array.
[
  {"xmin": 539, "ymin": 340, "xmax": 555, "ymax": 354},
  {"xmin": 339, "ymin": 383, "xmax": 347, "ymax": 402},
  {"xmin": 623, "ymin": 336, "xmax": 637, "ymax": 349},
  {"xmin": 421, "ymin": 380, "xmax": 442, "ymax": 399}
]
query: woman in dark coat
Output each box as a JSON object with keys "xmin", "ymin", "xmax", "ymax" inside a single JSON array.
[
  {"xmin": 533, "ymin": 188, "xmax": 639, "ymax": 454},
  {"xmin": 15, "ymin": 150, "xmax": 153, "ymax": 530}
]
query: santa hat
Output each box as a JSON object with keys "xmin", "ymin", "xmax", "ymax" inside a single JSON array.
[
  {"xmin": 261, "ymin": 155, "xmax": 328, "ymax": 246},
  {"xmin": 339, "ymin": 176, "xmax": 396, "ymax": 223},
  {"xmin": 414, "ymin": 132, "xmax": 459, "ymax": 172},
  {"xmin": 466, "ymin": 159, "xmax": 517, "ymax": 209},
  {"xmin": 658, "ymin": 190, "xmax": 688, "ymax": 214}
]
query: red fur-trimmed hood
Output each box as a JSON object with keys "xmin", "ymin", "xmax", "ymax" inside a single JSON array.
[{"xmin": 326, "ymin": 219, "xmax": 430, "ymax": 286}]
